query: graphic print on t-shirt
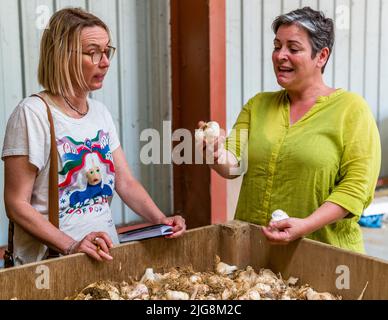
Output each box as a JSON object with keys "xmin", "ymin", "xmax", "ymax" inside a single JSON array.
[{"xmin": 57, "ymin": 130, "xmax": 115, "ymax": 218}]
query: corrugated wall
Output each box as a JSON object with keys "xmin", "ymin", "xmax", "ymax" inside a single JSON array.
[
  {"xmin": 0, "ymin": 0, "xmax": 172, "ymax": 246},
  {"xmin": 226, "ymin": 0, "xmax": 388, "ymax": 219}
]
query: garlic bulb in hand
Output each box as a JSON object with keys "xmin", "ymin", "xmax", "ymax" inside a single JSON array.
[
  {"xmin": 194, "ymin": 129, "xmax": 206, "ymax": 141},
  {"xmin": 271, "ymin": 209, "xmax": 289, "ymax": 222},
  {"xmin": 195, "ymin": 121, "xmax": 220, "ymax": 143},
  {"xmin": 204, "ymin": 121, "xmax": 220, "ymax": 142}
]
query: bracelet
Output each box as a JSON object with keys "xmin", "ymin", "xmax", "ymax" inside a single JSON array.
[{"xmin": 64, "ymin": 240, "xmax": 78, "ymax": 255}]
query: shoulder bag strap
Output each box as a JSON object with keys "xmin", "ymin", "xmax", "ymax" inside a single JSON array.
[
  {"xmin": 30, "ymin": 94, "xmax": 59, "ymax": 258},
  {"xmin": 5, "ymin": 93, "xmax": 60, "ymax": 266},
  {"xmin": 31, "ymin": 94, "xmax": 59, "ymax": 227}
]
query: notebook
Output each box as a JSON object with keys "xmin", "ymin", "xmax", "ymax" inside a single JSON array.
[{"xmin": 118, "ymin": 224, "xmax": 173, "ymax": 243}]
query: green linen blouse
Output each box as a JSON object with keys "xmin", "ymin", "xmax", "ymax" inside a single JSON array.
[{"xmin": 226, "ymin": 89, "xmax": 381, "ymax": 252}]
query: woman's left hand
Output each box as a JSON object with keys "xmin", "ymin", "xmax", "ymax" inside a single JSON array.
[
  {"xmin": 159, "ymin": 215, "xmax": 186, "ymax": 238},
  {"xmin": 261, "ymin": 218, "xmax": 308, "ymax": 245}
]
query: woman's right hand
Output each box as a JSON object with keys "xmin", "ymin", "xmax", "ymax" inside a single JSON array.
[
  {"xmin": 67, "ymin": 232, "xmax": 114, "ymax": 261},
  {"xmin": 196, "ymin": 121, "xmax": 226, "ymax": 164}
]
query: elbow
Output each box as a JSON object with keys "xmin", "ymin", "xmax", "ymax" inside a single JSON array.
[
  {"xmin": 4, "ymin": 200, "xmax": 16, "ymax": 221},
  {"xmin": 4, "ymin": 192, "xmax": 21, "ymax": 222}
]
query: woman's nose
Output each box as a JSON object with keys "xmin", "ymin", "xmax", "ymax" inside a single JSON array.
[{"xmin": 277, "ymin": 48, "xmax": 288, "ymax": 61}]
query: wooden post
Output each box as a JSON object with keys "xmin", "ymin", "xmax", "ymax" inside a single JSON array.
[{"xmin": 171, "ymin": 0, "xmax": 227, "ymax": 228}]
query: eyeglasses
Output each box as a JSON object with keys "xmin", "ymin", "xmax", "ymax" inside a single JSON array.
[{"xmin": 82, "ymin": 45, "xmax": 116, "ymax": 65}]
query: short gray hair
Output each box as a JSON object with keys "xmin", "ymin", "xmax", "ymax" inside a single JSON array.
[{"xmin": 272, "ymin": 7, "xmax": 334, "ymax": 73}]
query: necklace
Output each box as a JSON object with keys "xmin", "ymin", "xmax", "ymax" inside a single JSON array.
[{"xmin": 62, "ymin": 95, "xmax": 89, "ymax": 116}]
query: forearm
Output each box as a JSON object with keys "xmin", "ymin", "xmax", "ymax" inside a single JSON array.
[
  {"xmin": 303, "ymin": 201, "xmax": 349, "ymax": 236},
  {"xmin": 209, "ymin": 149, "xmax": 241, "ymax": 179},
  {"xmin": 5, "ymin": 201, "xmax": 75, "ymax": 254},
  {"xmin": 116, "ymin": 179, "xmax": 166, "ymax": 224}
]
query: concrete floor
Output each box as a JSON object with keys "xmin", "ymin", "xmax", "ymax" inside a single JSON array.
[{"xmin": 362, "ymin": 224, "xmax": 388, "ymax": 262}]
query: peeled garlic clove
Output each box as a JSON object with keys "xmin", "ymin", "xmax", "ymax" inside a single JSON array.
[
  {"xmin": 271, "ymin": 209, "xmax": 289, "ymax": 222},
  {"xmin": 166, "ymin": 290, "xmax": 189, "ymax": 300},
  {"xmin": 195, "ymin": 129, "xmax": 205, "ymax": 141}
]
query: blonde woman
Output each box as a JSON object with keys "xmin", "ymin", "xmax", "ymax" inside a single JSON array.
[{"xmin": 2, "ymin": 8, "xmax": 185, "ymax": 265}]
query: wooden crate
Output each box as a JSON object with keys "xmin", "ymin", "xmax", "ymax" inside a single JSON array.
[{"xmin": 1, "ymin": 221, "xmax": 387, "ymax": 299}]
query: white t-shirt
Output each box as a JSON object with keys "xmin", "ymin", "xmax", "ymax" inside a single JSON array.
[{"xmin": 2, "ymin": 95, "xmax": 120, "ymax": 265}]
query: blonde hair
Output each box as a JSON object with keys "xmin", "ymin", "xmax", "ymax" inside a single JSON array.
[{"xmin": 38, "ymin": 8, "xmax": 110, "ymax": 97}]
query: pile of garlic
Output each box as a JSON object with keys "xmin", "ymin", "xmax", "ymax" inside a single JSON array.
[{"xmin": 69, "ymin": 256, "xmax": 340, "ymax": 300}]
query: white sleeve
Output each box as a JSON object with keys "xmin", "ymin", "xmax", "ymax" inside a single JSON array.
[{"xmin": 1, "ymin": 100, "xmax": 50, "ymax": 172}]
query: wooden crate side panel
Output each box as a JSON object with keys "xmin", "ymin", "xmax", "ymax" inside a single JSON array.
[
  {"xmin": 264, "ymin": 232, "xmax": 388, "ymax": 300},
  {"xmin": 0, "ymin": 225, "xmax": 220, "ymax": 300},
  {"xmin": 218, "ymin": 221, "xmax": 252, "ymax": 267}
]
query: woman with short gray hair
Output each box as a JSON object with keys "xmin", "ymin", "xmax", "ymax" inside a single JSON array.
[
  {"xmin": 272, "ymin": 6, "xmax": 335, "ymax": 73},
  {"xmin": 198, "ymin": 7, "xmax": 380, "ymax": 253}
]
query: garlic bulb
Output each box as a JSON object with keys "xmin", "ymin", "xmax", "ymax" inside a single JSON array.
[
  {"xmin": 286, "ymin": 276, "xmax": 299, "ymax": 286},
  {"xmin": 194, "ymin": 129, "xmax": 206, "ymax": 141},
  {"xmin": 195, "ymin": 121, "xmax": 221, "ymax": 143},
  {"xmin": 190, "ymin": 274, "xmax": 202, "ymax": 283},
  {"xmin": 204, "ymin": 121, "xmax": 220, "ymax": 142},
  {"xmin": 124, "ymin": 283, "xmax": 149, "ymax": 300},
  {"xmin": 305, "ymin": 288, "xmax": 336, "ymax": 300},
  {"xmin": 166, "ymin": 290, "xmax": 189, "ymax": 300},
  {"xmin": 238, "ymin": 289, "xmax": 261, "ymax": 300},
  {"xmin": 70, "ymin": 256, "xmax": 341, "ymax": 301},
  {"xmin": 140, "ymin": 268, "xmax": 159, "ymax": 283},
  {"xmin": 215, "ymin": 256, "xmax": 238, "ymax": 276},
  {"xmin": 271, "ymin": 209, "xmax": 289, "ymax": 222}
]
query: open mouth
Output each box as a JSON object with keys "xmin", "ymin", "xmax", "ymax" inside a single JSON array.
[
  {"xmin": 278, "ymin": 66, "xmax": 294, "ymax": 73},
  {"xmin": 94, "ymin": 75, "xmax": 106, "ymax": 81}
]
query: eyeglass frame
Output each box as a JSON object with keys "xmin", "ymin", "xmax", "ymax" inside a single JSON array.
[{"xmin": 81, "ymin": 45, "xmax": 116, "ymax": 65}]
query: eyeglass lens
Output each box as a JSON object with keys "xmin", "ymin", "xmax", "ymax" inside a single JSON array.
[{"xmin": 93, "ymin": 47, "xmax": 115, "ymax": 64}]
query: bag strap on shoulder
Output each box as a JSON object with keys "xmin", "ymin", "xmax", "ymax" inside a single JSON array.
[{"xmin": 5, "ymin": 93, "xmax": 60, "ymax": 266}]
